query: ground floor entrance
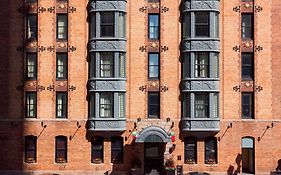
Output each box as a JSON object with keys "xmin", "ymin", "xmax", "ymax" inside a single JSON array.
[
  {"xmin": 242, "ymin": 137, "xmax": 255, "ymax": 174},
  {"xmin": 144, "ymin": 142, "xmax": 165, "ymax": 175}
]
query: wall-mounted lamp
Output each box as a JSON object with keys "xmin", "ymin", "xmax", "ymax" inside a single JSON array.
[
  {"xmin": 166, "ymin": 117, "xmax": 171, "ymax": 122},
  {"xmin": 76, "ymin": 121, "xmax": 81, "ymax": 128},
  {"xmin": 41, "ymin": 121, "xmax": 47, "ymax": 128}
]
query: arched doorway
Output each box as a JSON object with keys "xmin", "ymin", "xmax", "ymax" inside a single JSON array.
[
  {"xmin": 242, "ymin": 137, "xmax": 255, "ymax": 174},
  {"xmin": 135, "ymin": 126, "xmax": 172, "ymax": 175}
]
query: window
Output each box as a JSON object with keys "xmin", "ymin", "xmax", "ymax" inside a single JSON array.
[
  {"xmin": 195, "ymin": 12, "xmax": 209, "ymax": 37},
  {"xmin": 242, "ymin": 137, "xmax": 255, "ymax": 174},
  {"xmin": 25, "ymin": 136, "xmax": 37, "ymax": 163},
  {"xmin": 185, "ymin": 137, "xmax": 197, "ymax": 164},
  {"xmin": 182, "ymin": 53, "xmax": 190, "ymax": 78},
  {"xmin": 111, "ymin": 136, "xmax": 123, "ymax": 163},
  {"xmin": 26, "ymin": 53, "xmax": 37, "ymax": 79},
  {"xmin": 90, "ymin": 13, "xmax": 96, "ymax": 38},
  {"xmin": 92, "ymin": 137, "xmax": 104, "ymax": 164},
  {"xmin": 55, "ymin": 136, "xmax": 67, "ymax": 163},
  {"xmin": 100, "ymin": 52, "xmax": 114, "ymax": 77},
  {"xmin": 183, "ymin": 93, "xmax": 191, "ymax": 118},
  {"xmin": 119, "ymin": 53, "xmax": 126, "ymax": 78},
  {"xmin": 242, "ymin": 14, "xmax": 253, "ymax": 39},
  {"xmin": 148, "ymin": 14, "xmax": 159, "ymax": 39},
  {"xmin": 242, "ymin": 53, "xmax": 253, "ymax": 80},
  {"xmin": 26, "ymin": 15, "xmax": 37, "ymax": 40},
  {"xmin": 242, "ymin": 93, "xmax": 254, "ymax": 119},
  {"xmin": 89, "ymin": 93, "xmax": 95, "ymax": 118},
  {"xmin": 100, "ymin": 12, "xmax": 114, "ymax": 37},
  {"xmin": 148, "ymin": 92, "xmax": 160, "ymax": 118},
  {"xmin": 205, "ymin": 137, "xmax": 217, "ymax": 164},
  {"xmin": 100, "ymin": 93, "xmax": 113, "ymax": 118},
  {"xmin": 118, "ymin": 13, "xmax": 126, "ymax": 38},
  {"xmin": 195, "ymin": 93, "xmax": 209, "ymax": 118},
  {"xmin": 182, "ymin": 13, "xmax": 191, "ymax": 38},
  {"xmin": 26, "ymin": 92, "xmax": 36, "ymax": 118},
  {"xmin": 118, "ymin": 93, "xmax": 125, "ymax": 118},
  {"xmin": 214, "ymin": 13, "xmax": 219, "ymax": 38},
  {"xmin": 56, "ymin": 92, "xmax": 67, "ymax": 118},
  {"xmin": 56, "ymin": 53, "xmax": 68, "ymax": 79},
  {"xmin": 148, "ymin": 53, "xmax": 159, "ymax": 79},
  {"xmin": 57, "ymin": 14, "xmax": 68, "ymax": 40},
  {"xmin": 195, "ymin": 53, "xmax": 209, "ymax": 78},
  {"xmin": 90, "ymin": 53, "xmax": 96, "ymax": 78}
]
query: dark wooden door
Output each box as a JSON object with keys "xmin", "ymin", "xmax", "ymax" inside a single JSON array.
[{"xmin": 144, "ymin": 143, "xmax": 164, "ymax": 175}]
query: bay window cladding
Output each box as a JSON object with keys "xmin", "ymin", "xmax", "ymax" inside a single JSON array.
[
  {"xmin": 182, "ymin": 52, "xmax": 219, "ymax": 78},
  {"xmin": 89, "ymin": 52, "xmax": 125, "ymax": 78},
  {"xmin": 182, "ymin": 11, "xmax": 219, "ymax": 38},
  {"xmin": 89, "ymin": 92, "xmax": 125, "ymax": 119},
  {"xmin": 183, "ymin": 93, "xmax": 219, "ymax": 118},
  {"xmin": 90, "ymin": 11, "xmax": 125, "ymax": 38}
]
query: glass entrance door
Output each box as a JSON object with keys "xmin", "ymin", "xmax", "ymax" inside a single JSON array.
[{"xmin": 144, "ymin": 142, "xmax": 164, "ymax": 175}]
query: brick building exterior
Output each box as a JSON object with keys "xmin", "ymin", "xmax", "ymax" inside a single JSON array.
[{"xmin": 0, "ymin": 0, "xmax": 281, "ymax": 174}]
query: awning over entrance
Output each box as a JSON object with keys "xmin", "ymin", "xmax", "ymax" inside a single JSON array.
[{"xmin": 135, "ymin": 126, "xmax": 171, "ymax": 143}]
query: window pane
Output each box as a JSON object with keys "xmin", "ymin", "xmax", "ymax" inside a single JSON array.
[
  {"xmin": 111, "ymin": 137, "xmax": 123, "ymax": 163},
  {"xmin": 119, "ymin": 53, "xmax": 125, "ymax": 78},
  {"xmin": 148, "ymin": 14, "xmax": 159, "ymax": 39},
  {"xmin": 213, "ymin": 93, "xmax": 219, "ymax": 118},
  {"xmin": 118, "ymin": 93, "xmax": 125, "ymax": 118},
  {"xmin": 242, "ymin": 53, "xmax": 253, "ymax": 80},
  {"xmin": 185, "ymin": 137, "xmax": 197, "ymax": 164},
  {"xmin": 242, "ymin": 93, "xmax": 253, "ymax": 119},
  {"xmin": 92, "ymin": 137, "xmax": 104, "ymax": 164},
  {"xmin": 214, "ymin": 13, "xmax": 219, "ymax": 38},
  {"xmin": 100, "ymin": 12, "xmax": 114, "ymax": 37},
  {"xmin": 26, "ymin": 53, "xmax": 37, "ymax": 79},
  {"xmin": 148, "ymin": 93, "xmax": 160, "ymax": 118},
  {"xmin": 57, "ymin": 15, "xmax": 68, "ymax": 40},
  {"xmin": 118, "ymin": 12, "xmax": 126, "ymax": 38},
  {"xmin": 100, "ymin": 93, "xmax": 113, "ymax": 118},
  {"xmin": 26, "ymin": 15, "xmax": 37, "ymax": 40},
  {"xmin": 195, "ymin": 93, "xmax": 209, "ymax": 118},
  {"xmin": 205, "ymin": 137, "xmax": 217, "ymax": 164},
  {"xmin": 56, "ymin": 54, "xmax": 68, "ymax": 79},
  {"xmin": 183, "ymin": 13, "xmax": 191, "ymax": 38},
  {"xmin": 26, "ymin": 92, "xmax": 36, "ymax": 118},
  {"xmin": 242, "ymin": 14, "xmax": 253, "ymax": 39},
  {"xmin": 100, "ymin": 53, "xmax": 114, "ymax": 77},
  {"xmin": 195, "ymin": 53, "xmax": 209, "ymax": 78},
  {"xmin": 149, "ymin": 53, "xmax": 159, "ymax": 78},
  {"xmin": 195, "ymin": 12, "xmax": 209, "ymax": 37},
  {"xmin": 213, "ymin": 53, "xmax": 219, "ymax": 78},
  {"xmin": 56, "ymin": 93, "xmax": 67, "ymax": 118}
]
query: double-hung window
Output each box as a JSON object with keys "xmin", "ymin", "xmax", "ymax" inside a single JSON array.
[
  {"xmin": 195, "ymin": 12, "xmax": 209, "ymax": 37},
  {"xmin": 242, "ymin": 93, "xmax": 254, "ymax": 119},
  {"xmin": 242, "ymin": 14, "xmax": 253, "ymax": 39},
  {"xmin": 57, "ymin": 14, "xmax": 68, "ymax": 40},
  {"xmin": 148, "ymin": 92, "xmax": 160, "ymax": 118},
  {"xmin": 25, "ymin": 136, "xmax": 37, "ymax": 163},
  {"xmin": 92, "ymin": 137, "xmax": 104, "ymax": 164},
  {"xmin": 26, "ymin": 53, "xmax": 37, "ymax": 79},
  {"xmin": 56, "ymin": 92, "xmax": 67, "ymax": 118},
  {"xmin": 100, "ymin": 53, "xmax": 114, "ymax": 78},
  {"xmin": 148, "ymin": 53, "xmax": 159, "ymax": 79},
  {"xmin": 195, "ymin": 93, "xmax": 209, "ymax": 118},
  {"xmin": 100, "ymin": 93, "xmax": 113, "ymax": 118},
  {"xmin": 195, "ymin": 53, "xmax": 209, "ymax": 78},
  {"xmin": 100, "ymin": 12, "xmax": 114, "ymax": 37},
  {"xmin": 55, "ymin": 136, "xmax": 67, "ymax": 163},
  {"xmin": 242, "ymin": 53, "xmax": 253, "ymax": 80},
  {"xmin": 26, "ymin": 15, "xmax": 37, "ymax": 40},
  {"xmin": 111, "ymin": 137, "xmax": 123, "ymax": 163},
  {"xmin": 184, "ymin": 137, "xmax": 197, "ymax": 164},
  {"xmin": 205, "ymin": 137, "xmax": 217, "ymax": 164},
  {"xmin": 26, "ymin": 92, "xmax": 36, "ymax": 118},
  {"xmin": 148, "ymin": 14, "xmax": 159, "ymax": 39},
  {"xmin": 56, "ymin": 53, "xmax": 68, "ymax": 80}
]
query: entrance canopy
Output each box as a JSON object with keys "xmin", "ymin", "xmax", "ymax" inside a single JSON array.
[{"xmin": 135, "ymin": 126, "xmax": 171, "ymax": 143}]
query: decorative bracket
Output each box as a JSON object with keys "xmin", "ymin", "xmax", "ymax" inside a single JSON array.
[
  {"xmin": 68, "ymin": 46, "xmax": 77, "ymax": 52},
  {"xmin": 139, "ymin": 46, "xmax": 147, "ymax": 52},
  {"xmin": 38, "ymin": 46, "xmax": 46, "ymax": 52},
  {"xmin": 47, "ymin": 45, "xmax": 55, "ymax": 52},
  {"xmin": 255, "ymin": 45, "xmax": 263, "ymax": 52},
  {"xmin": 139, "ymin": 85, "xmax": 147, "ymax": 92},
  {"xmin": 139, "ymin": 6, "xmax": 148, "ymax": 13},
  {"xmin": 68, "ymin": 6, "xmax": 77, "ymax": 13},
  {"xmin": 233, "ymin": 85, "xmax": 241, "ymax": 92},
  {"xmin": 37, "ymin": 85, "xmax": 45, "ymax": 92},
  {"xmin": 68, "ymin": 85, "xmax": 76, "ymax": 91},
  {"xmin": 47, "ymin": 7, "xmax": 55, "ymax": 13},
  {"xmin": 232, "ymin": 45, "xmax": 240, "ymax": 52},
  {"xmin": 255, "ymin": 5, "xmax": 263, "ymax": 13},
  {"xmin": 47, "ymin": 85, "xmax": 55, "ymax": 91},
  {"xmin": 160, "ymin": 85, "xmax": 169, "ymax": 92},
  {"xmin": 254, "ymin": 85, "xmax": 263, "ymax": 92},
  {"xmin": 161, "ymin": 45, "xmax": 169, "ymax": 52},
  {"xmin": 233, "ymin": 6, "xmax": 240, "ymax": 12},
  {"xmin": 161, "ymin": 6, "xmax": 169, "ymax": 13},
  {"xmin": 38, "ymin": 6, "xmax": 46, "ymax": 13}
]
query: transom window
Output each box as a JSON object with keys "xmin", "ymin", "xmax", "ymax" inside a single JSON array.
[
  {"xmin": 148, "ymin": 14, "xmax": 159, "ymax": 39},
  {"xmin": 195, "ymin": 53, "xmax": 209, "ymax": 78},
  {"xmin": 92, "ymin": 137, "xmax": 104, "ymax": 164},
  {"xmin": 57, "ymin": 14, "xmax": 68, "ymax": 40},
  {"xmin": 26, "ymin": 92, "xmax": 36, "ymax": 118},
  {"xmin": 195, "ymin": 12, "xmax": 209, "ymax": 37},
  {"xmin": 100, "ymin": 52, "xmax": 114, "ymax": 78},
  {"xmin": 242, "ymin": 93, "xmax": 254, "ymax": 119},
  {"xmin": 100, "ymin": 12, "xmax": 114, "ymax": 37},
  {"xmin": 195, "ymin": 93, "xmax": 209, "ymax": 118},
  {"xmin": 100, "ymin": 93, "xmax": 113, "ymax": 118},
  {"xmin": 148, "ymin": 92, "xmax": 160, "ymax": 118},
  {"xmin": 148, "ymin": 53, "xmax": 159, "ymax": 79},
  {"xmin": 26, "ymin": 53, "xmax": 37, "ymax": 79}
]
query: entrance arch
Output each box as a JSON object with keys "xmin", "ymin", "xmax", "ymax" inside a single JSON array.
[{"xmin": 135, "ymin": 126, "xmax": 171, "ymax": 143}]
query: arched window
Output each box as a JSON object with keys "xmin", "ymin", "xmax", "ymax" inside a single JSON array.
[
  {"xmin": 55, "ymin": 136, "xmax": 67, "ymax": 163},
  {"xmin": 184, "ymin": 137, "xmax": 197, "ymax": 164},
  {"xmin": 91, "ymin": 137, "xmax": 104, "ymax": 164},
  {"xmin": 111, "ymin": 136, "xmax": 123, "ymax": 163},
  {"xmin": 205, "ymin": 137, "xmax": 217, "ymax": 164},
  {"xmin": 25, "ymin": 135, "xmax": 37, "ymax": 163}
]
